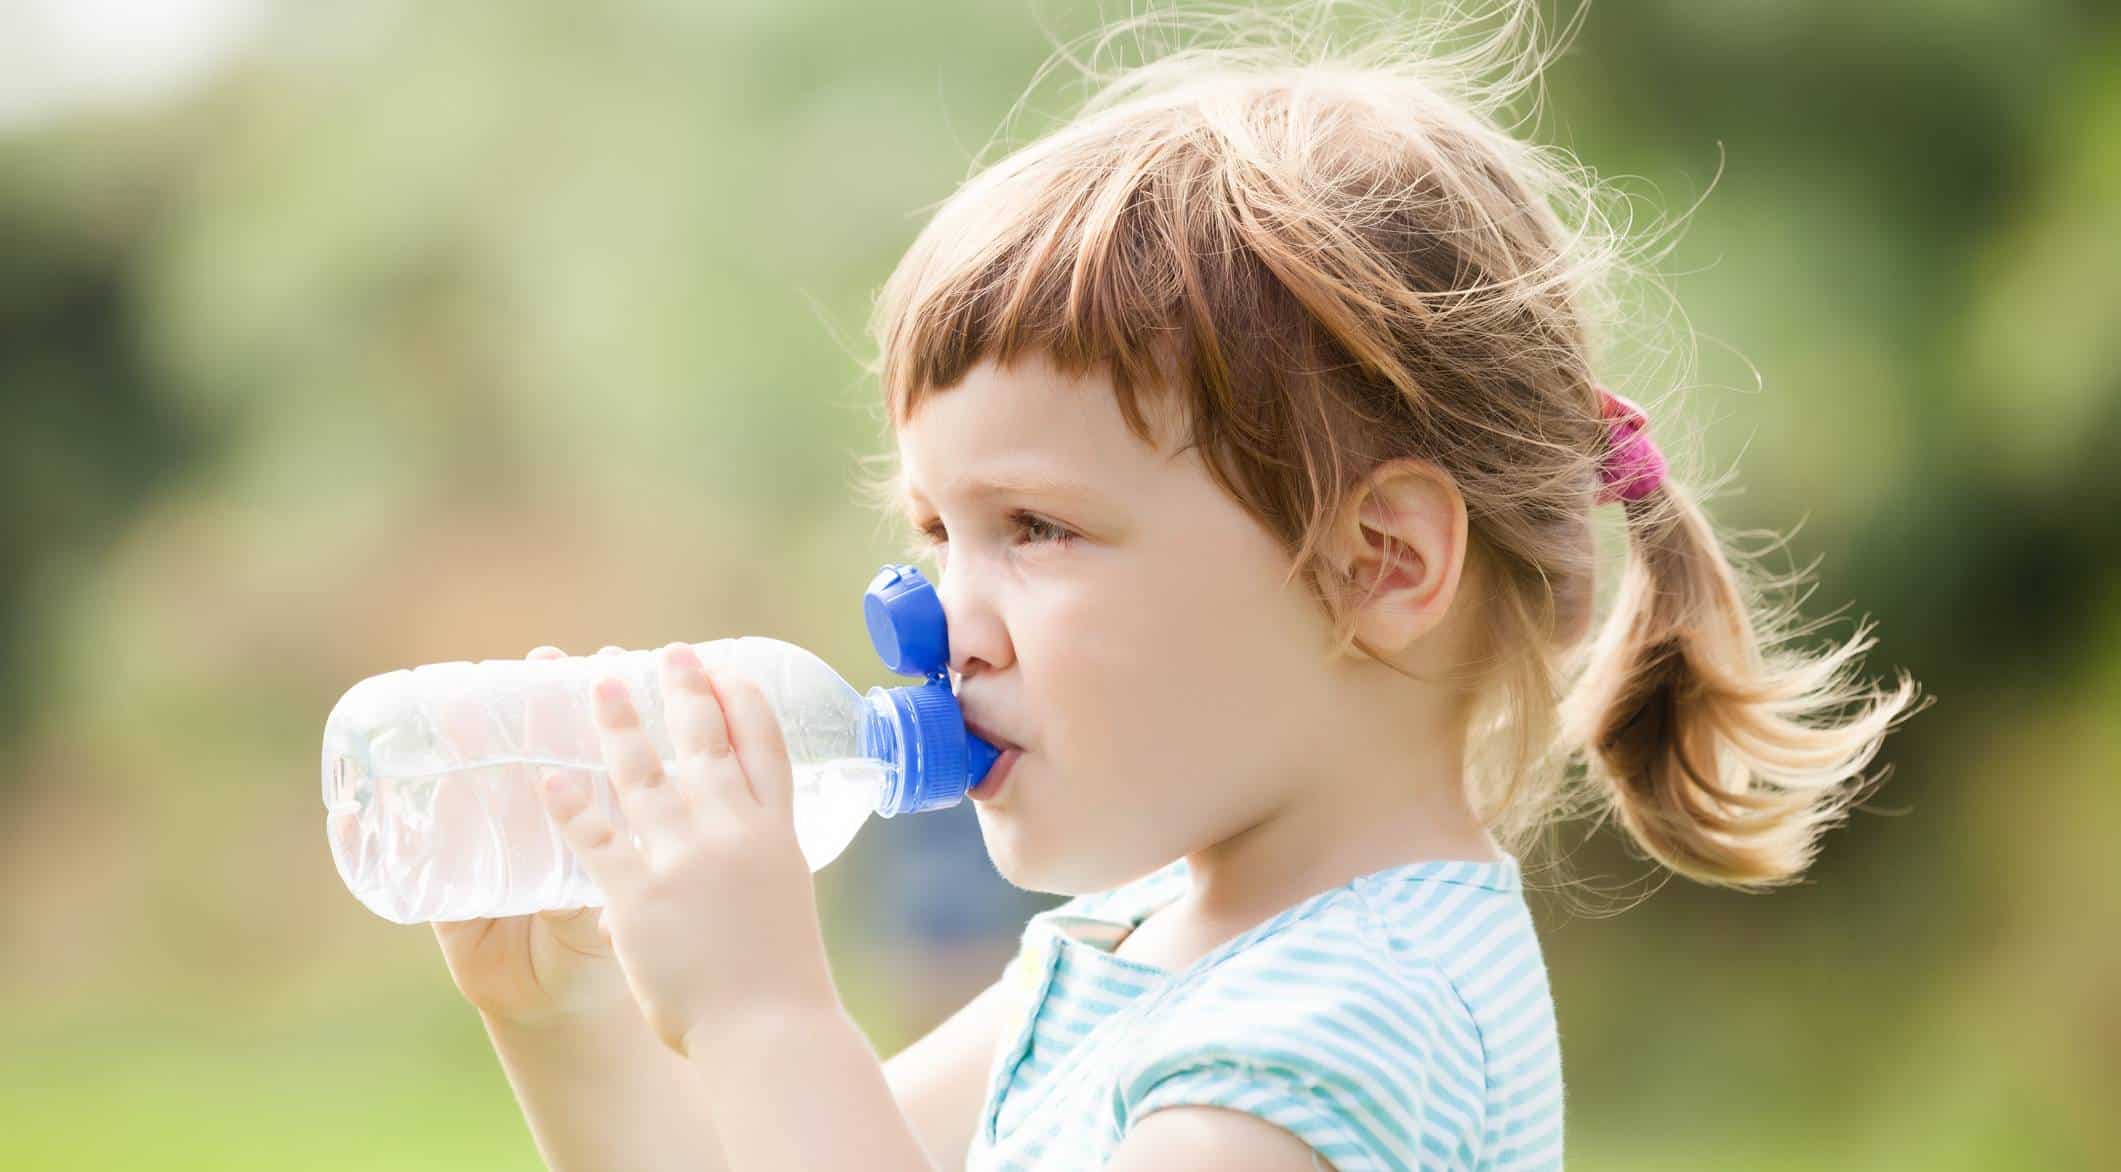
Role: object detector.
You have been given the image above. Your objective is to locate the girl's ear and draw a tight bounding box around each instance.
[1328,458,1469,656]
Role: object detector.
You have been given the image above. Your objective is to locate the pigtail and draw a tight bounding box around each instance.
[1559,480,1927,888]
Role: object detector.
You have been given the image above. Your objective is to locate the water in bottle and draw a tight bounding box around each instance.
[323,564,1002,924]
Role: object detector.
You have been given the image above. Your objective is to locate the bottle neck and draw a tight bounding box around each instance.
[859,687,907,816]
[860,680,978,818]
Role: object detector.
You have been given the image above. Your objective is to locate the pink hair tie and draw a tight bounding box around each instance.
[1594,386,1666,504]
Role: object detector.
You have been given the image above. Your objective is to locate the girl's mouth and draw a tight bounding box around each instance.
[969,748,1023,801]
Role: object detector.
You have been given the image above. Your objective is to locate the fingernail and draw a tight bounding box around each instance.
[594,677,628,709]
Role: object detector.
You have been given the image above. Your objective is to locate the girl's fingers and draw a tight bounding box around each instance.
[430,663,506,900]
[507,646,575,894]
[521,646,572,758]
[588,674,699,865]
[659,643,727,758]
[708,668,796,815]
[656,644,759,814]
[539,769,648,894]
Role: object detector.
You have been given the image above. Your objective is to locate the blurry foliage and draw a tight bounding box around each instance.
[0,1,2115,1168]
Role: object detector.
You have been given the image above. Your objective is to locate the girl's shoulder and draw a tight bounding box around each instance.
[1024,854,1533,973]
[1167,855,1537,1011]
[978,857,1562,1171]
[1106,861,1559,1171]
[1025,854,1540,1012]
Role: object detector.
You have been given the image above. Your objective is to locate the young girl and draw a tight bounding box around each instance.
[436,5,1924,1169]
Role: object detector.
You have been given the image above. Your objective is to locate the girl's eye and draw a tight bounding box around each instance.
[911,511,1078,552]
[1011,511,1077,547]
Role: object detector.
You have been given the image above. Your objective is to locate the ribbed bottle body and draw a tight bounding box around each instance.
[322,637,888,924]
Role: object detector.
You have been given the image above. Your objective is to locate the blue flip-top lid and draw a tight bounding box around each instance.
[861,563,1003,816]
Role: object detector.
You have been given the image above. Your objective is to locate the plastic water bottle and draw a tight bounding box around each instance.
[323,564,1002,924]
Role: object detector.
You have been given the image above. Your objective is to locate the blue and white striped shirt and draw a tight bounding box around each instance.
[963,855,1563,1171]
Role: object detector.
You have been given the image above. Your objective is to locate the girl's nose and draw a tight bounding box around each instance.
[936,562,1014,679]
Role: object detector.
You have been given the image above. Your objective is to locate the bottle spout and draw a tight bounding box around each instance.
[963,732,1002,788]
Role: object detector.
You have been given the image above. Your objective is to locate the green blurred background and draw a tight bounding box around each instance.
[2,1,2115,1168]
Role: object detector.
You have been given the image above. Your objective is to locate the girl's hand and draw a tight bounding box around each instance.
[536,640,841,1059]
[431,645,637,1026]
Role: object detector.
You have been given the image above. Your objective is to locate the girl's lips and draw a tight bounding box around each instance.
[969,748,1022,802]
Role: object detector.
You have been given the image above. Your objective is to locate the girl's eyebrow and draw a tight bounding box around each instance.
[898,469,1102,518]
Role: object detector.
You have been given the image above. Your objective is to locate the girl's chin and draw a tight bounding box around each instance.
[973,818,1130,897]
[971,805,1060,890]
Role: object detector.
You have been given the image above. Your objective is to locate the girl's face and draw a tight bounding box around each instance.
[896,352,1342,895]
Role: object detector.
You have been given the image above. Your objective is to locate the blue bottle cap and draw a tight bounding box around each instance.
[862,563,1003,816]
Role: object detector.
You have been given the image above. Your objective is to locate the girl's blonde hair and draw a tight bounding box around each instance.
[857,0,1926,889]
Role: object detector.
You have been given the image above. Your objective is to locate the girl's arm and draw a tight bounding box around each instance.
[483,1005,729,1172]
[482,978,1010,1172]
[521,649,1015,1169]
[883,978,1015,1168]
[663,976,1016,1172]
[687,1002,934,1172]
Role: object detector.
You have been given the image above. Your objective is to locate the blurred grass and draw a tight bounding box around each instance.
[0,1014,2096,1170]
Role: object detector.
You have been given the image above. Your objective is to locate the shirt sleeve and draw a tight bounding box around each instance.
[1114,960,1484,1172]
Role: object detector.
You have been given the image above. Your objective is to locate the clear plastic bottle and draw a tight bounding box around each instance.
[322,564,1001,924]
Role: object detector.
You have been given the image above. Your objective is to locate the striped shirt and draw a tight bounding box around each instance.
[963,855,1563,1171]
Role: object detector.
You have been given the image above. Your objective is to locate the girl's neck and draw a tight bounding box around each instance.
[1113,772,1499,974]
[1124,640,1498,968]
[1180,784,1499,928]
[1179,698,1498,933]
